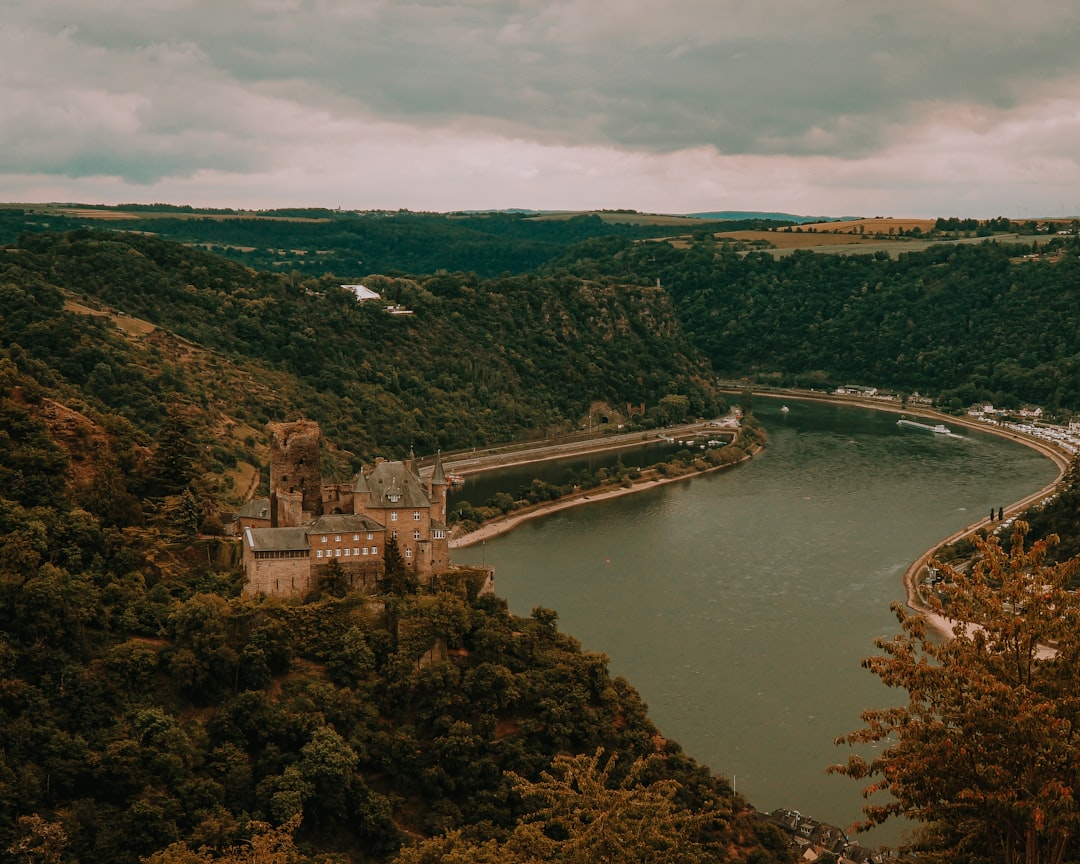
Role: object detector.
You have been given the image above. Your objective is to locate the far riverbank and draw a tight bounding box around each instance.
[724,388,1072,633]
[452,389,1072,634]
[449,440,759,548]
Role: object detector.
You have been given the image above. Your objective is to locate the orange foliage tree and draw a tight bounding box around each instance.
[832,524,1080,864]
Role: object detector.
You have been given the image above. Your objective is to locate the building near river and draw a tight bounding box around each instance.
[241,420,452,597]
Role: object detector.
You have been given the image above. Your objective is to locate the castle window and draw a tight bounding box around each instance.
[405,548,412,558]
[353,547,359,556]
[371,545,377,554]
[413,511,420,521]
[344,547,350,556]
[362,547,368,556]
[391,530,397,539]
[335,535,341,542]
[367,532,373,540]
[413,530,421,540]
[390,511,398,521]
[434,529,444,539]
[321,535,328,543]
[317,549,323,558]
[353,534,359,541]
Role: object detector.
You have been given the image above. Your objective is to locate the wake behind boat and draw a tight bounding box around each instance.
[897,418,963,438]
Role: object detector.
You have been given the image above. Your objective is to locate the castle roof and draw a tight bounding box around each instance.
[244,526,309,552]
[362,460,432,508]
[431,452,446,486]
[308,514,385,534]
[237,497,271,519]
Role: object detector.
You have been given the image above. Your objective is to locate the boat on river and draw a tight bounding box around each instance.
[897,418,953,435]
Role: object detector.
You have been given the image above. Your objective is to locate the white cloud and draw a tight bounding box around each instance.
[2,1,1080,215]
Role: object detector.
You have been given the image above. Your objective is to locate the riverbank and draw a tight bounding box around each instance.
[449,443,760,548]
[735,388,1072,635]
[449,388,1071,635]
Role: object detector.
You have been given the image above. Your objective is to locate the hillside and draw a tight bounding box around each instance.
[3,228,723,500]
[554,233,1080,414]
[0,229,791,863]
[0,205,790,279]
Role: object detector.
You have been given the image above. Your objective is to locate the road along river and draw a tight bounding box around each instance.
[451,396,1061,844]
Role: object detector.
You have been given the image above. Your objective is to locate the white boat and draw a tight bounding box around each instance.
[897,418,952,435]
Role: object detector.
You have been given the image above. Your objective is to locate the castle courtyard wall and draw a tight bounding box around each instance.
[245,553,313,597]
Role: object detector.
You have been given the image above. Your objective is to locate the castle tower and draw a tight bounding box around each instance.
[352,467,372,515]
[429,451,448,525]
[268,420,323,526]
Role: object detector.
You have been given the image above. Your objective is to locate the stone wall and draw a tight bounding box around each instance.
[245,554,313,597]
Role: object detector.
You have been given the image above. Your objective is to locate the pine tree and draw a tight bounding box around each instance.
[145,405,197,498]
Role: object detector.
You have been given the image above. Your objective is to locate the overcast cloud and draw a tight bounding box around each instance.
[3,0,1080,216]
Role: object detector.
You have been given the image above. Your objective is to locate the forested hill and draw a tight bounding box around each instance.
[6,228,720,474]
[0,206,785,278]
[556,236,1080,413]
[0,229,792,863]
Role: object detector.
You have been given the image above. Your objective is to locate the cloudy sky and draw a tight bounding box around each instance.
[4,0,1080,217]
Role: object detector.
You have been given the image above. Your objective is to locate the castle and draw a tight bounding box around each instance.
[240,420,453,597]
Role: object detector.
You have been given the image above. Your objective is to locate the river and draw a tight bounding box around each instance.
[450,397,1060,844]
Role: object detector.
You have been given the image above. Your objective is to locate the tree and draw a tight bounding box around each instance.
[7,814,68,864]
[831,523,1080,864]
[393,748,717,864]
[145,405,197,498]
[382,537,416,596]
[141,815,311,864]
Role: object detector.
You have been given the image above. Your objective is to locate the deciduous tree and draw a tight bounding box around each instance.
[831,524,1080,864]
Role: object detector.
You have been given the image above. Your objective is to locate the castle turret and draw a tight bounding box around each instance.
[352,468,372,515]
[429,451,448,524]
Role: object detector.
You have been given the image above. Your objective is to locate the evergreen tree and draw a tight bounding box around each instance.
[382,537,416,595]
[145,406,197,498]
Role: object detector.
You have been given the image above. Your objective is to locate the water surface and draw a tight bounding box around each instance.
[453,397,1058,842]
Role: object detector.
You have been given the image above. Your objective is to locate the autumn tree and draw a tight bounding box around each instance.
[393,748,722,864]
[831,523,1080,864]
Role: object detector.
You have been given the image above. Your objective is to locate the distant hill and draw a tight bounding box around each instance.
[686,210,840,223]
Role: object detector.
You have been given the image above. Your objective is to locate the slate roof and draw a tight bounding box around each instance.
[431,452,446,486]
[237,497,271,519]
[308,514,385,534]
[361,461,432,508]
[245,527,309,552]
